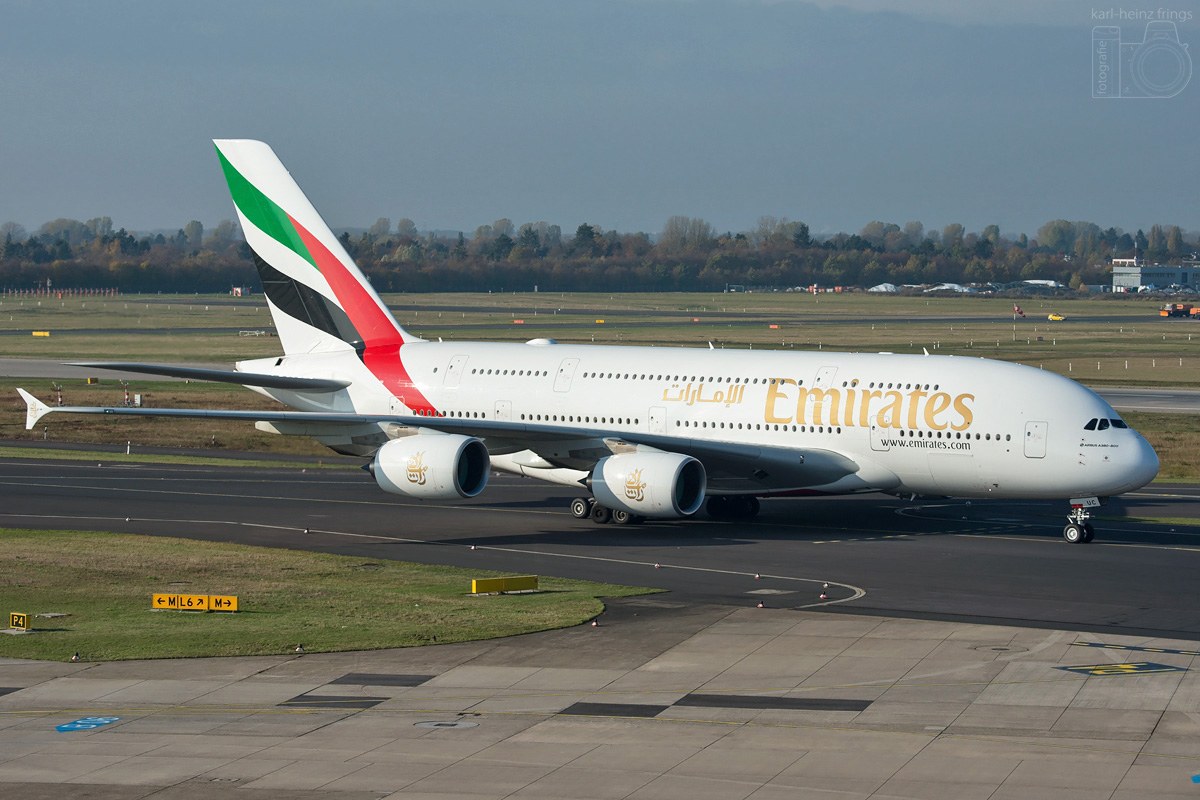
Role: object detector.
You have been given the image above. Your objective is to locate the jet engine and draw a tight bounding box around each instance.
[372,433,490,499]
[589,452,706,518]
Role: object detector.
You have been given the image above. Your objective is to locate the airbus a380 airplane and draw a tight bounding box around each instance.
[18,140,1159,544]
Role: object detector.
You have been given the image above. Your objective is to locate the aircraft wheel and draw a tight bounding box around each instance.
[1063,523,1085,544]
[570,497,593,519]
[590,504,613,524]
[611,509,633,525]
[706,496,730,519]
[629,514,646,525]
[1082,522,1095,543]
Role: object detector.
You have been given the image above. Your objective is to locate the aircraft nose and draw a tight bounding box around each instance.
[1121,433,1159,492]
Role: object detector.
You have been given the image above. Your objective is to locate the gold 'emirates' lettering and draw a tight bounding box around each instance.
[763,380,975,432]
[765,379,795,423]
[923,392,951,430]
[796,388,840,426]
[952,394,975,431]
[880,391,904,429]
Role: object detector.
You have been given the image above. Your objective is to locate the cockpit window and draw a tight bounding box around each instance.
[1097,419,1110,430]
[1110,418,1128,429]
[1084,419,1098,430]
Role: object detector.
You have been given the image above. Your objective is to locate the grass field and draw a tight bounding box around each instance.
[0,529,652,661]
[1124,412,1200,481]
[3,292,1197,385]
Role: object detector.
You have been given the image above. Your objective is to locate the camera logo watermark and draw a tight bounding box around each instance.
[1092,13,1192,98]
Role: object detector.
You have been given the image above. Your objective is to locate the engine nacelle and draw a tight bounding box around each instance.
[590,452,706,518]
[373,433,490,499]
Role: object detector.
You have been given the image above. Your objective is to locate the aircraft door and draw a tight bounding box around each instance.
[869,415,890,451]
[443,355,468,388]
[1024,421,1047,458]
[494,400,512,422]
[814,366,838,389]
[553,358,579,392]
[649,407,666,434]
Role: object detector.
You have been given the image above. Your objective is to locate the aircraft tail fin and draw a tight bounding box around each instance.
[212,139,414,356]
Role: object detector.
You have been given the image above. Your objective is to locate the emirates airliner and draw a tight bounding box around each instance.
[19,140,1159,543]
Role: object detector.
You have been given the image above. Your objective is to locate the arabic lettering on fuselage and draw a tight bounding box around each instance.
[660,383,747,407]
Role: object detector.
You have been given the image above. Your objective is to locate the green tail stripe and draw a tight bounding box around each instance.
[215,145,316,269]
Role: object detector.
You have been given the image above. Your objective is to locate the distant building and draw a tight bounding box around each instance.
[1111,262,1200,291]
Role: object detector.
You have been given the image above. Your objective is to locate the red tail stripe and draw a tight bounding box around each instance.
[287,214,436,414]
[363,347,435,415]
[288,215,402,348]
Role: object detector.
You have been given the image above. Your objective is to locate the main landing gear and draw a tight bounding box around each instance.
[1063,506,1095,544]
[706,495,760,520]
[571,497,645,525]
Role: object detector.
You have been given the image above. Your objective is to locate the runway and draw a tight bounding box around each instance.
[2,458,1199,639]
[1093,386,1200,413]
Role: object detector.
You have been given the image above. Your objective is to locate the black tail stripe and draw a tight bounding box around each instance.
[252,252,364,349]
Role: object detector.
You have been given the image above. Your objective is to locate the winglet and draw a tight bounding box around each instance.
[17,389,52,430]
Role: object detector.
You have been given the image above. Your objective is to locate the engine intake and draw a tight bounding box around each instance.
[373,433,489,500]
[590,452,706,518]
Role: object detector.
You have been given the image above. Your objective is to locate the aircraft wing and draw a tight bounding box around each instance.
[17,390,859,492]
[66,362,350,392]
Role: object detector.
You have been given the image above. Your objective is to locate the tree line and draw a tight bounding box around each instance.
[0,214,1194,294]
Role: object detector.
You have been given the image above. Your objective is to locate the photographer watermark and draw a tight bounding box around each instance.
[1091,11,1192,98]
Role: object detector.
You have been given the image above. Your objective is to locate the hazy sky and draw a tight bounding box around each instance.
[1,0,1197,238]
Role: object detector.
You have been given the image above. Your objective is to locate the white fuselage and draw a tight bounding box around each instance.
[243,340,1160,501]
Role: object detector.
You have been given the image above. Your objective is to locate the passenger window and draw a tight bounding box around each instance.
[1097,419,1110,431]
[1084,419,1098,430]
[1111,419,1128,429]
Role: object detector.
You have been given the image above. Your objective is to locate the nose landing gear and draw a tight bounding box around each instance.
[1063,504,1096,544]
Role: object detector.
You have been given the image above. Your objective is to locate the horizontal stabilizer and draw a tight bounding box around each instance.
[66,362,350,392]
[17,388,51,430]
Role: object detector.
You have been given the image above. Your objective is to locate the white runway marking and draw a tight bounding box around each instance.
[0,511,868,609]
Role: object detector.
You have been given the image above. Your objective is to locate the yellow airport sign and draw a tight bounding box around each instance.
[179,594,209,611]
[209,595,238,612]
[471,575,538,594]
[9,613,28,631]
[31,331,49,337]
[152,594,239,612]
